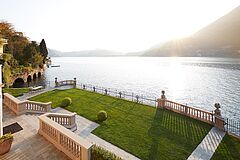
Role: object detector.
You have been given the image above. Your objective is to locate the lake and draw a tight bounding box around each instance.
[44,57,240,121]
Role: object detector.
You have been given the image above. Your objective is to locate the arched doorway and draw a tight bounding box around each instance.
[13,78,25,88]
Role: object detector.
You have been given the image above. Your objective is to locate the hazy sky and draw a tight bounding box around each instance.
[1,0,239,52]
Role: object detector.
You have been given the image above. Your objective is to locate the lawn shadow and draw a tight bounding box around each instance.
[147,108,162,160]
[147,108,210,159]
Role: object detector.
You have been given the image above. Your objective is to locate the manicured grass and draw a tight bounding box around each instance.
[211,134,240,160]
[30,88,212,160]
[3,88,30,97]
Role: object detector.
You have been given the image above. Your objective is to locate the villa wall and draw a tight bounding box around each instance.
[0,65,3,136]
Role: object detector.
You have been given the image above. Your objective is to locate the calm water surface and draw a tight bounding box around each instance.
[44,57,240,121]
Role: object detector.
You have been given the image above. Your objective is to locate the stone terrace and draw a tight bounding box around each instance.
[0,105,70,160]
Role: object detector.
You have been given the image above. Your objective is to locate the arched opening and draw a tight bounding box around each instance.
[27,75,32,83]
[13,78,25,88]
[33,73,37,80]
[27,75,32,87]
[38,72,41,78]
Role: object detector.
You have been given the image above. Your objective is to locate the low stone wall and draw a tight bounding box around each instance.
[45,112,77,130]
[157,91,225,131]
[55,78,76,88]
[3,93,51,115]
[38,114,92,160]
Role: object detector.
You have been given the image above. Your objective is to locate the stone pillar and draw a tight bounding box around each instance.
[46,102,52,112]
[73,78,76,88]
[214,103,225,131]
[70,113,77,126]
[157,90,166,108]
[81,145,92,160]
[55,77,58,87]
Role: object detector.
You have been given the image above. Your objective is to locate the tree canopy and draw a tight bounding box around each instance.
[0,21,49,85]
[39,39,48,62]
[0,21,48,66]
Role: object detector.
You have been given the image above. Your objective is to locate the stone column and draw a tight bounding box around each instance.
[55,77,58,87]
[73,78,77,88]
[214,103,225,131]
[157,90,166,108]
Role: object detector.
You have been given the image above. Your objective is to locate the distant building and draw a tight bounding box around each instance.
[0,37,7,55]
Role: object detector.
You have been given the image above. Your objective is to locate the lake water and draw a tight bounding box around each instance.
[44,57,240,121]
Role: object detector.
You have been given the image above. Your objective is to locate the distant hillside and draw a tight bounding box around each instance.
[144,6,240,57]
[48,49,124,57]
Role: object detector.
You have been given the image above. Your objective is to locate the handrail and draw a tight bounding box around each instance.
[3,93,51,115]
[38,114,92,160]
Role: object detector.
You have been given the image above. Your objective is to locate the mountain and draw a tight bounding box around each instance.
[144,6,240,57]
[48,49,124,57]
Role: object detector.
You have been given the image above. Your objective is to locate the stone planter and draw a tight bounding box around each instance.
[0,138,13,155]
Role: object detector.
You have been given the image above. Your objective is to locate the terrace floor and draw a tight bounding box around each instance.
[0,105,140,160]
[0,106,70,160]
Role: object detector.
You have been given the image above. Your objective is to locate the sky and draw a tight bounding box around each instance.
[0,0,239,53]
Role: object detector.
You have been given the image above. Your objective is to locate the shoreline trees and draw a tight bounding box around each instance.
[0,21,48,85]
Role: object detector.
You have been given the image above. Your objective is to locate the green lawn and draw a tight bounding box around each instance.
[211,134,240,160]
[30,88,212,160]
[3,88,30,97]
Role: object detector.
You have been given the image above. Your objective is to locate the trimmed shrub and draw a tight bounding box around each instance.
[97,110,108,122]
[61,97,72,107]
[91,145,122,160]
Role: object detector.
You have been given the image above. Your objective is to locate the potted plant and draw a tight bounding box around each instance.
[0,133,13,155]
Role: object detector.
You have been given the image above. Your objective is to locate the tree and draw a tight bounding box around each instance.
[39,39,48,62]
[0,21,16,39]
[23,43,38,65]
[32,53,44,68]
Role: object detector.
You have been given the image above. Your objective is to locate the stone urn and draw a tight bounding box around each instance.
[0,134,13,155]
[214,103,221,117]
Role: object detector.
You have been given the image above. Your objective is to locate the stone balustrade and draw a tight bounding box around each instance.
[3,93,51,115]
[38,114,92,160]
[55,78,76,88]
[45,112,77,130]
[157,90,225,130]
[163,100,214,124]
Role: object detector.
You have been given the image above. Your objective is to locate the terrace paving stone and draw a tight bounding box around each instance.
[0,106,70,160]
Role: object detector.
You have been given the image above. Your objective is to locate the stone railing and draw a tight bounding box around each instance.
[45,112,77,131]
[3,93,51,115]
[38,114,92,160]
[55,78,76,88]
[164,100,214,124]
[157,91,225,130]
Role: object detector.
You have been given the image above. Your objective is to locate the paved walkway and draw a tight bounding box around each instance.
[18,85,73,101]
[54,108,140,160]
[188,127,226,160]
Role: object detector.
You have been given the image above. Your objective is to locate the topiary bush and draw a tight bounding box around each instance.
[61,97,72,107]
[91,145,122,160]
[97,110,108,122]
